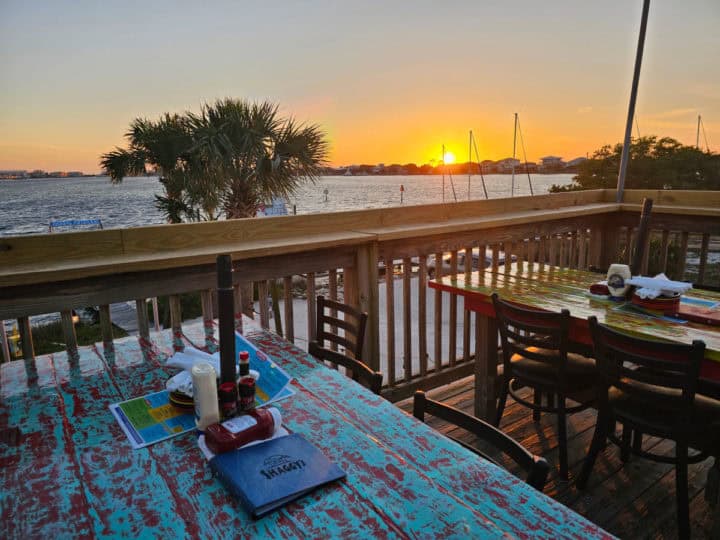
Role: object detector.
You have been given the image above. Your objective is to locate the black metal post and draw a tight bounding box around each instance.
[217,254,236,384]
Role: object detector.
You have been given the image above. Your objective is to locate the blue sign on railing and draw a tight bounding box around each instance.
[49,218,103,232]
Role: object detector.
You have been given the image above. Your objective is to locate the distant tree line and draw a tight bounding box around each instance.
[550,136,720,192]
[324,161,583,176]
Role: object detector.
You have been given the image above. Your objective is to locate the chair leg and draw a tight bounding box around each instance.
[632,429,643,455]
[675,442,690,540]
[557,394,568,481]
[495,379,509,427]
[621,424,632,463]
[577,409,608,489]
[533,390,541,422]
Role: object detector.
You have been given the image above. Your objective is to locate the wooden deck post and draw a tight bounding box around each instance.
[474,313,498,421]
[356,243,380,372]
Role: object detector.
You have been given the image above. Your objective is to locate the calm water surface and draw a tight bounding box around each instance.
[0,173,574,236]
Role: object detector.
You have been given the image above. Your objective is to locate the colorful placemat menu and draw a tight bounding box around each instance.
[110,390,196,449]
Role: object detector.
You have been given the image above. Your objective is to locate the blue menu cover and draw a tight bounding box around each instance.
[210,433,346,518]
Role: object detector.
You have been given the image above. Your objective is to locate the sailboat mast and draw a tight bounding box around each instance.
[442,144,445,203]
[511,112,518,197]
[697,115,701,149]
[468,131,472,200]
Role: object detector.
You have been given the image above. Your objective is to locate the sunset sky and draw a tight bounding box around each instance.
[1,0,719,173]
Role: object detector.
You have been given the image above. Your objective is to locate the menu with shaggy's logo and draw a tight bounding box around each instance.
[210,433,346,518]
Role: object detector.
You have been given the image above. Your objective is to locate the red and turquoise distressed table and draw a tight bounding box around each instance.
[430,263,720,420]
[1,318,612,539]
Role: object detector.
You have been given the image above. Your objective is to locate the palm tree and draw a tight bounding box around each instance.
[100,99,328,222]
[188,98,328,219]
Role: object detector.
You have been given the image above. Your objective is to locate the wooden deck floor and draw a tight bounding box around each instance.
[397,377,717,539]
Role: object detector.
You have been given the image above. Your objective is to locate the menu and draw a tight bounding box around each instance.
[110,390,196,449]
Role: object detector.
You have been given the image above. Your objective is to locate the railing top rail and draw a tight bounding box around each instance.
[607,189,720,207]
[0,190,716,289]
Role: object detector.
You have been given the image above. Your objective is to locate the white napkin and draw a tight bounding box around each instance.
[165,346,259,398]
[627,273,692,299]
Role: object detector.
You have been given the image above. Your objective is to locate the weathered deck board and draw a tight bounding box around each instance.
[397,376,717,539]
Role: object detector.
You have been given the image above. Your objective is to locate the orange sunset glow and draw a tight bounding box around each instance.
[1,2,718,173]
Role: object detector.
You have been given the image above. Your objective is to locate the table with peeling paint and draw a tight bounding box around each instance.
[430,263,720,420]
[1,318,613,539]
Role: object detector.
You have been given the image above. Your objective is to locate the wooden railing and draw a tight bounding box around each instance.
[1,189,718,401]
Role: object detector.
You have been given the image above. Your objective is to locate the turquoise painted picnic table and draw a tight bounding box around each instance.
[430,263,720,420]
[0,318,612,539]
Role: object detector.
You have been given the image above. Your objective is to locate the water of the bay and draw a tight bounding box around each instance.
[0,173,574,236]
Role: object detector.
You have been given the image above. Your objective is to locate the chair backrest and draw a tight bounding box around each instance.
[315,295,367,360]
[588,316,705,418]
[309,296,381,395]
[492,293,571,381]
[413,391,549,491]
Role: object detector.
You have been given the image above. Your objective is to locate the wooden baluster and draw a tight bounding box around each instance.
[418,254,428,378]
[698,233,710,285]
[509,242,519,273]
[233,284,243,334]
[18,316,36,380]
[527,238,537,267]
[478,243,487,274]
[659,230,670,275]
[98,304,113,350]
[561,234,569,268]
[491,245,500,272]
[625,228,636,265]
[136,299,150,342]
[328,268,339,351]
[307,272,316,342]
[1,319,11,363]
[60,310,78,358]
[577,230,587,270]
[538,236,547,266]
[169,294,183,351]
[257,281,270,330]
[448,251,458,367]
[199,290,215,350]
[283,276,294,343]
[402,257,412,382]
[640,231,652,276]
[549,235,558,266]
[677,232,689,280]
[385,256,396,385]
[434,251,443,370]
[463,245,473,363]
[569,231,578,269]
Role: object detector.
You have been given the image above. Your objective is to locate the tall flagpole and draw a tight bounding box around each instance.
[616,0,651,203]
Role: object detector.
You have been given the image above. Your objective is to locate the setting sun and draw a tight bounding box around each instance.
[443,151,456,164]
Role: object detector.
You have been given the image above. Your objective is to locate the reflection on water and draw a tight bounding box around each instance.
[0,174,574,236]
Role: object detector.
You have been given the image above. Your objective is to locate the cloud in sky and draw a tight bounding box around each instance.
[577,106,593,114]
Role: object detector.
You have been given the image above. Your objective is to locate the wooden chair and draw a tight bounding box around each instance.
[413,391,550,491]
[492,293,595,480]
[308,295,383,395]
[578,316,719,539]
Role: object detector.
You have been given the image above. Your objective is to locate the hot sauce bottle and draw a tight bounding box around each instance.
[204,407,282,454]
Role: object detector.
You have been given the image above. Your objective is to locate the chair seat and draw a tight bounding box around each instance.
[509,347,595,385]
[608,384,720,446]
